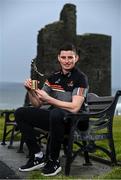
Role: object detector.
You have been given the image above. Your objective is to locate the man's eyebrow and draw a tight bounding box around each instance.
[60,55,73,57]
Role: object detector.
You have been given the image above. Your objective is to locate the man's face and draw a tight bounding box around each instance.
[58,50,78,73]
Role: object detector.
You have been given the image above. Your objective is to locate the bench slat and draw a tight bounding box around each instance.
[89,104,111,111]
[87,93,114,112]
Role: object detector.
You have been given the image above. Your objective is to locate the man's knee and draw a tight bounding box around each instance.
[14,107,26,130]
[50,108,65,125]
[50,108,64,118]
[14,107,25,118]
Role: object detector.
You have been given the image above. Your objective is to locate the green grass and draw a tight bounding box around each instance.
[0,112,21,141]
[0,114,121,179]
[92,115,121,161]
[28,173,76,179]
[99,167,121,179]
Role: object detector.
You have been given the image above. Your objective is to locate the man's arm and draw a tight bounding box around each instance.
[28,90,43,107]
[36,89,84,113]
[46,95,84,113]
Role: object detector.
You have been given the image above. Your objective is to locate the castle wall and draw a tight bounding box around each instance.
[31,3,111,95]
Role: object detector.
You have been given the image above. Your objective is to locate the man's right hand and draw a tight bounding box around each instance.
[24,79,32,91]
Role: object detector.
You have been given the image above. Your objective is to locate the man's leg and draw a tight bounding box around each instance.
[14,106,50,171]
[42,108,69,176]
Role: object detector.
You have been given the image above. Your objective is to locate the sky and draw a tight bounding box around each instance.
[0,0,121,89]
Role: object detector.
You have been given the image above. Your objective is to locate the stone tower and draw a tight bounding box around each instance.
[30,3,111,96]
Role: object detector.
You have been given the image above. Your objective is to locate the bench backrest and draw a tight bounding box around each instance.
[87,93,114,112]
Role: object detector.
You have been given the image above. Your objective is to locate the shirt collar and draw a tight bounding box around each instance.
[60,68,75,78]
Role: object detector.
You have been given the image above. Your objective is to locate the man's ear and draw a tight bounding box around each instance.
[75,55,79,62]
[58,55,61,62]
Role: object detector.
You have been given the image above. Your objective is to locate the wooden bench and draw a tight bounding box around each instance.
[1,90,121,176]
[64,90,121,175]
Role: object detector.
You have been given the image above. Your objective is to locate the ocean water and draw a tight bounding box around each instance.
[0,82,26,110]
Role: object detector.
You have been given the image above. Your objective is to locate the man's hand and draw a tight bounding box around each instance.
[24,79,32,91]
[35,89,50,102]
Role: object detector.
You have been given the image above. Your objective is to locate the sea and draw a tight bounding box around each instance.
[0,82,26,110]
[0,82,121,114]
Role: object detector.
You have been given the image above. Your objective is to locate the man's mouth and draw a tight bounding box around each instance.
[64,64,71,67]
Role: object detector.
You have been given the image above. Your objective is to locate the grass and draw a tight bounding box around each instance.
[0,111,21,141]
[99,167,121,179]
[0,114,121,179]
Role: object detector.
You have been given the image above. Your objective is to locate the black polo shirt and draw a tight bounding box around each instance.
[42,67,88,111]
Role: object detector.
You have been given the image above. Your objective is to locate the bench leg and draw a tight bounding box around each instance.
[1,124,7,145]
[109,138,117,164]
[8,126,16,149]
[65,143,73,176]
[83,141,92,165]
[65,128,74,176]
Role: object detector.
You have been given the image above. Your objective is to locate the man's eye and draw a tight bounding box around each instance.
[68,56,73,59]
[60,56,73,59]
[61,56,66,59]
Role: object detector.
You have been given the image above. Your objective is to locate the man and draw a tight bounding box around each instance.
[15,43,88,176]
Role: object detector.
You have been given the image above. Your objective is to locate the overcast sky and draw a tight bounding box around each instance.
[0,0,121,89]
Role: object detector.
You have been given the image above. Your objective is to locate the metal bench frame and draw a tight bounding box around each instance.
[0,111,24,152]
[64,90,121,175]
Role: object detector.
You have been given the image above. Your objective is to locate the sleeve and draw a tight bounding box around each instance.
[72,73,89,97]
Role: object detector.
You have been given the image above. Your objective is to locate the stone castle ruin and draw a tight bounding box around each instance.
[30,3,111,96]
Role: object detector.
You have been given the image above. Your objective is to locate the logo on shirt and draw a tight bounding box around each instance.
[67,80,74,87]
[55,78,61,84]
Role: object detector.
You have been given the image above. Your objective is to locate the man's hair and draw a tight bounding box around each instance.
[58,43,77,55]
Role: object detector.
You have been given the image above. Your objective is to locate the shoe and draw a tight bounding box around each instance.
[19,155,45,172]
[41,159,62,176]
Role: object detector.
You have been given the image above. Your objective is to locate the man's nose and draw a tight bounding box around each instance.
[65,57,70,61]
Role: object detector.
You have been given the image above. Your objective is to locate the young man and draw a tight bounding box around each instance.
[15,43,88,176]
